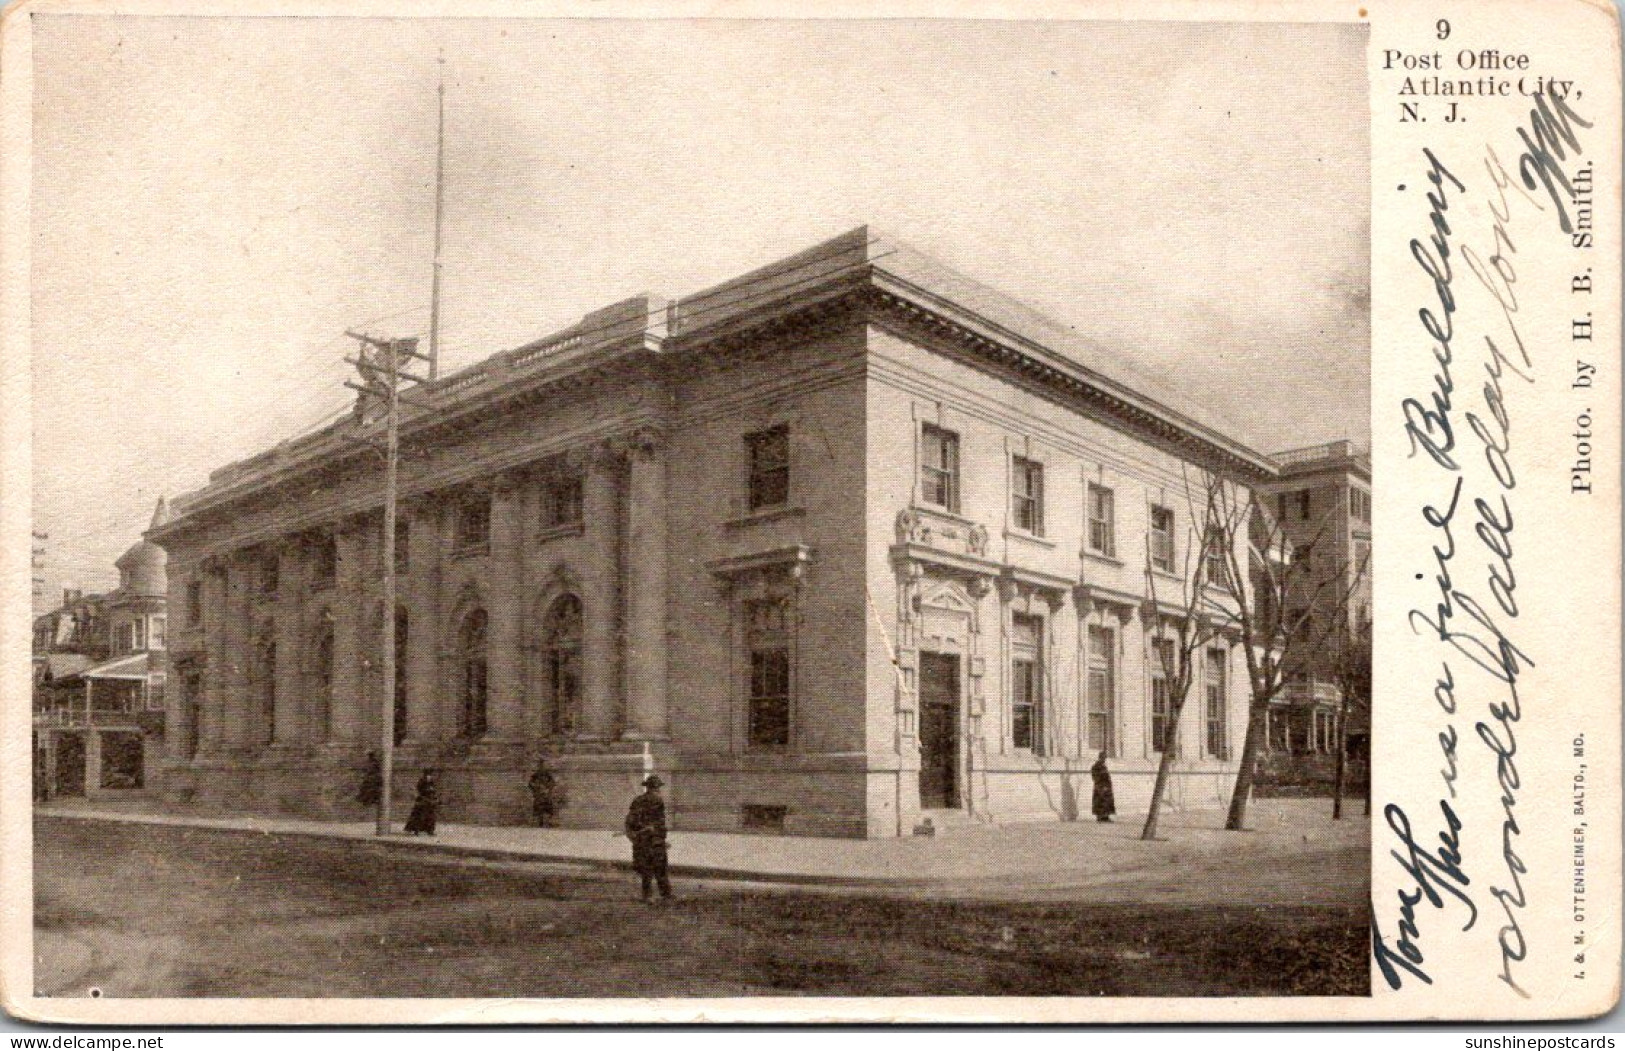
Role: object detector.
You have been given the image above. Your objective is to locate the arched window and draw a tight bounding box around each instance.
[542,595,582,737]
[458,608,488,738]
[309,611,334,742]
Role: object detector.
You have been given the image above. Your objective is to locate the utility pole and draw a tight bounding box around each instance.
[427,50,446,382]
[345,332,428,835]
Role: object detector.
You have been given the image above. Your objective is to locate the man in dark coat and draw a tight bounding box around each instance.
[528,759,563,828]
[357,751,382,808]
[1091,750,1116,823]
[624,775,673,902]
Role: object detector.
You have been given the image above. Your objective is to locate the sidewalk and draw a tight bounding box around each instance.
[34,796,1366,894]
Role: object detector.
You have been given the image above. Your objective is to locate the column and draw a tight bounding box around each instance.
[484,478,525,741]
[328,523,366,746]
[578,446,622,741]
[271,540,305,747]
[197,561,229,755]
[221,555,254,752]
[403,500,442,745]
[624,430,669,740]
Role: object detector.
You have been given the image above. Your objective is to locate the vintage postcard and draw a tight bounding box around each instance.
[0,0,1618,1026]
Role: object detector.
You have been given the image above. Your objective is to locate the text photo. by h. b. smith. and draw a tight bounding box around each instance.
[28,15,1372,1001]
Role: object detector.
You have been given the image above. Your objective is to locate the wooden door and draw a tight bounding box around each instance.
[918,652,960,809]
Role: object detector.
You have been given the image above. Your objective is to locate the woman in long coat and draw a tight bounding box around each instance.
[1090,751,1116,823]
[404,769,439,836]
[357,752,382,808]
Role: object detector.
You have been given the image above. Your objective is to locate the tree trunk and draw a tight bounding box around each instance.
[1140,717,1182,841]
[1332,693,1350,820]
[1225,700,1267,830]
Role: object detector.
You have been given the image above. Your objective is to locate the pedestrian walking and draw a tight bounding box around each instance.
[624,774,673,902]
[404,768,439,836]
[357,751,382,808]
[1091,750,1116,823]
[528,759,565,828]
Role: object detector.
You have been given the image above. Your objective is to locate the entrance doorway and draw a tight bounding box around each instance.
[55,734,85,797]
[918,652,961,809]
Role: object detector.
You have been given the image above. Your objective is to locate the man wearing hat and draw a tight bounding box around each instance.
[624,774,673,902]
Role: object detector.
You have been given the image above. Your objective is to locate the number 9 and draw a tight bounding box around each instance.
[1436,19,1451,40]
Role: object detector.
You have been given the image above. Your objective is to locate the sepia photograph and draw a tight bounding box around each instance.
[17,5,1391,1016]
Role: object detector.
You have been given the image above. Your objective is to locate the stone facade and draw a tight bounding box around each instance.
[151,227,1277,837]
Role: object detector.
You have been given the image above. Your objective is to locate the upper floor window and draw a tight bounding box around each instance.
[1350,487,1371,523]
[1276,492,1289,526]
[258,554,279,597]
[542,472,584,531]
[1011,456,1044,535]
[919,424,960,513]
[1087,484,1116,557]
[1010,614,1045,754]
[1149,505,1175,573]
[746,596,792,749]
[1203,526,1229,588]
[392,519,410,571]
[186,579,203,625]
[151,616,166,651]
[1353,540,1371,578]
[456,496,491,553]
[1297,490,1312,520]
[311,534,338,589]
[745,425,790,512]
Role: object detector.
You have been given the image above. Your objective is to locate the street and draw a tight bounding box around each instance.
[35,815,1368,998]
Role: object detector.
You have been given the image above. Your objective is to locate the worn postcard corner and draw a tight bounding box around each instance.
[0,0,1619,1027]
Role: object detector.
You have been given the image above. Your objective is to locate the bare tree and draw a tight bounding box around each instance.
[1196,478,1370,832]
[1328,614,1372,821]
[1139,470,1226,841]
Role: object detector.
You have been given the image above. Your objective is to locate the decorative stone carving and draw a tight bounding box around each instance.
[895,508,925,545]
[967,523,990,557]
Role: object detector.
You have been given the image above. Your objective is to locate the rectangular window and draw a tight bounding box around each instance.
[1203,527,1229,588]
[1087,484,1116,557]
[134,620,147,651]
[1354,540,1371,577]
[393,519,410,570]
[542,473,584,530]
[1086,625,1116,754]
[186,579,203,626]
[151,617,166,650]
[919,424,960,512]
[259,556,279,596]
[1010,614,1045,754]
[1350,487,1371,523]
[745,597,791,748]
[745,425,791,512]
[1276,492,1289,526]
[311,534,338,589]
[457,497,491,553]
[1011,456,1044,535]
[1149,505,1175,573]
[1150,638,1178,756]
[1205,648,1228,759]
[1297,490,1312,520]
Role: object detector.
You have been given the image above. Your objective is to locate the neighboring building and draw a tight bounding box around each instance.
[1254,440,1372,789]
[149,227,1276,837]
[33,501,171,799]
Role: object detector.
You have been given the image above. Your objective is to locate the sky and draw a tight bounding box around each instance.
[29,15,1369,608]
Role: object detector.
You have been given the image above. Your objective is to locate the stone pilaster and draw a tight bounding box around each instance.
[623,429,669,741]
[221,554,254,753]
[578,445,622,742]
[328,523,366,747]
[483,478,525,742]
[271,541,305,747]
[403,500,442,746]
[197,559,230,757]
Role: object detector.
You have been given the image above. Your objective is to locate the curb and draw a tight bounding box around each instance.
[35,810,934,891]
